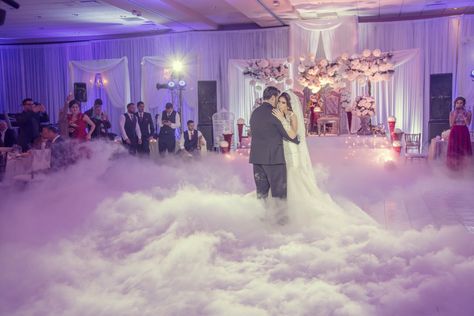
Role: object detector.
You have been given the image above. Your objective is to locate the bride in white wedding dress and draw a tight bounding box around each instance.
[272,90,370,225]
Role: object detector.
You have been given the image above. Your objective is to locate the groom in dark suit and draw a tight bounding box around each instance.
[249,86,299,202]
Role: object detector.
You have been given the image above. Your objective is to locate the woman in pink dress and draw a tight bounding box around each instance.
[447,96,472,170]
[67,100,95,141]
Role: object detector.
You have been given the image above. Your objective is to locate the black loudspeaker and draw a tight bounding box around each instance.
[428,73,452,140]
[198,81,217,125]
[0,9,5,26]
[73,82,87,102]
[198,124,214,151]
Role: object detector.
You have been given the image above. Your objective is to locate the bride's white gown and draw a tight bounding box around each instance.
[280,91,372,225]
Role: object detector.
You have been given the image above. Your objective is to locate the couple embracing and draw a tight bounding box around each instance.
[250,86,319,224]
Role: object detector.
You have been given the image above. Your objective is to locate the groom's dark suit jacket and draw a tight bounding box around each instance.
[249,102,299,165]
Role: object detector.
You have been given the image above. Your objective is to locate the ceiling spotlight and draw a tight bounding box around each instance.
[167,81,176,89]
[471,69,474,78]
[178,80,186,87]
[273,0,280,7]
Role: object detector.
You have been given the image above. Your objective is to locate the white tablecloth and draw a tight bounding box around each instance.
[5,149,51,180]
[429,138,474,160]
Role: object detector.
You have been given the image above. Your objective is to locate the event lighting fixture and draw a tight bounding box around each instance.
[167,81,176,88]
[172,60,184,73]
[471,69,474,79]
[178,80,186,87]
[0,0,20,26]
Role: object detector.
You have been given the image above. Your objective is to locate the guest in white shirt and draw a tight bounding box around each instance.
[158,103,180,155]
[179,120,206,157]
[120,103,142,155]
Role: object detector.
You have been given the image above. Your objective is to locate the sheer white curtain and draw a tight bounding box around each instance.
[290,16,358,60]
[457,37,474,130]
[69,57,131,134]
[359,16,461,142]
[351,49,423,135]
[0,27,288,130]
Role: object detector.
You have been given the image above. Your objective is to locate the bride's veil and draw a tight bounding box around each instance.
[285,90,316,177]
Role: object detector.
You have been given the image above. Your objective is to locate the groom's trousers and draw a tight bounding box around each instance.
[253,164,287,199]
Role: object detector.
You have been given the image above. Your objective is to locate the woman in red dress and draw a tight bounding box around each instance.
[447,96,472,170]
[67,100,95,141]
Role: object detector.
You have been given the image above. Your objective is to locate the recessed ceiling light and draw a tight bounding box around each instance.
[72,13,79,16]
[273,0,280,7]
[36,15,42,19]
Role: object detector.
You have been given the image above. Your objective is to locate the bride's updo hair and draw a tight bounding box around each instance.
[279,92,293,112]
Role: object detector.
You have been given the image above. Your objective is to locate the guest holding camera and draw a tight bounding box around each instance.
[158,103,180,155]
[447,96,472,170]
[17,98,49,152]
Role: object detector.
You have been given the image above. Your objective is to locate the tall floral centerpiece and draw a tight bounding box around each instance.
[353,96,375,135]
[345,49,395,135]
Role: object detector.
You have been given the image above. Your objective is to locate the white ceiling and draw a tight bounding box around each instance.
[0,0,473,43]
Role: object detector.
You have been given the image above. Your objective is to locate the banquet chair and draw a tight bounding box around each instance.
[317,91,341,136]
[404,133,427,161]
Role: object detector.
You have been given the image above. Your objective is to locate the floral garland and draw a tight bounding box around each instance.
[345,49,395,83]
[353,96,375,117]
[297,49,395,92]
[243,59,291,85]
[297,56,344,93]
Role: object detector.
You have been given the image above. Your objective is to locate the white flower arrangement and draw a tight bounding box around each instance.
[243,59,290,84]
[297,56,342,93]
[387,116,396,122]
[237,118,245,125]
[345,49,395,83]
[353,96,375,117]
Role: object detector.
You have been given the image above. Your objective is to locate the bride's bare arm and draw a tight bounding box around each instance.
[289,112,298,135]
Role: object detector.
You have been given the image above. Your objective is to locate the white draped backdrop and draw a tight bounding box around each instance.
[1,15,473,144]
[69,57,131,134]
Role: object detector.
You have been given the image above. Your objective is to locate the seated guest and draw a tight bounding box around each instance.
[119,103,142,155]
[17,98,49,152]
[0,120,17,147]
[179,120,204,156]
[86,99,111,139]
[159,102,180,155]
[44,125,69,170]
[67,100,95,141]
[447,96,472,170]
[32,126,50,149]
[136,101,155,155]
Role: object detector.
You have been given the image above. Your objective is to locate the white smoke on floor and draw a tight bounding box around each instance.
[0,141,473,316]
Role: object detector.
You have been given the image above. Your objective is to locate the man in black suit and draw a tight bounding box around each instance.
[136,101,155,155]
[16,98,49,152]
[0,120,17,147]
[119,103,142,155]
[249,86,299,204]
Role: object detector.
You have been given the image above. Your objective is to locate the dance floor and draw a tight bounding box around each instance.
[1,139,473,316]
[306,135,474,232]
